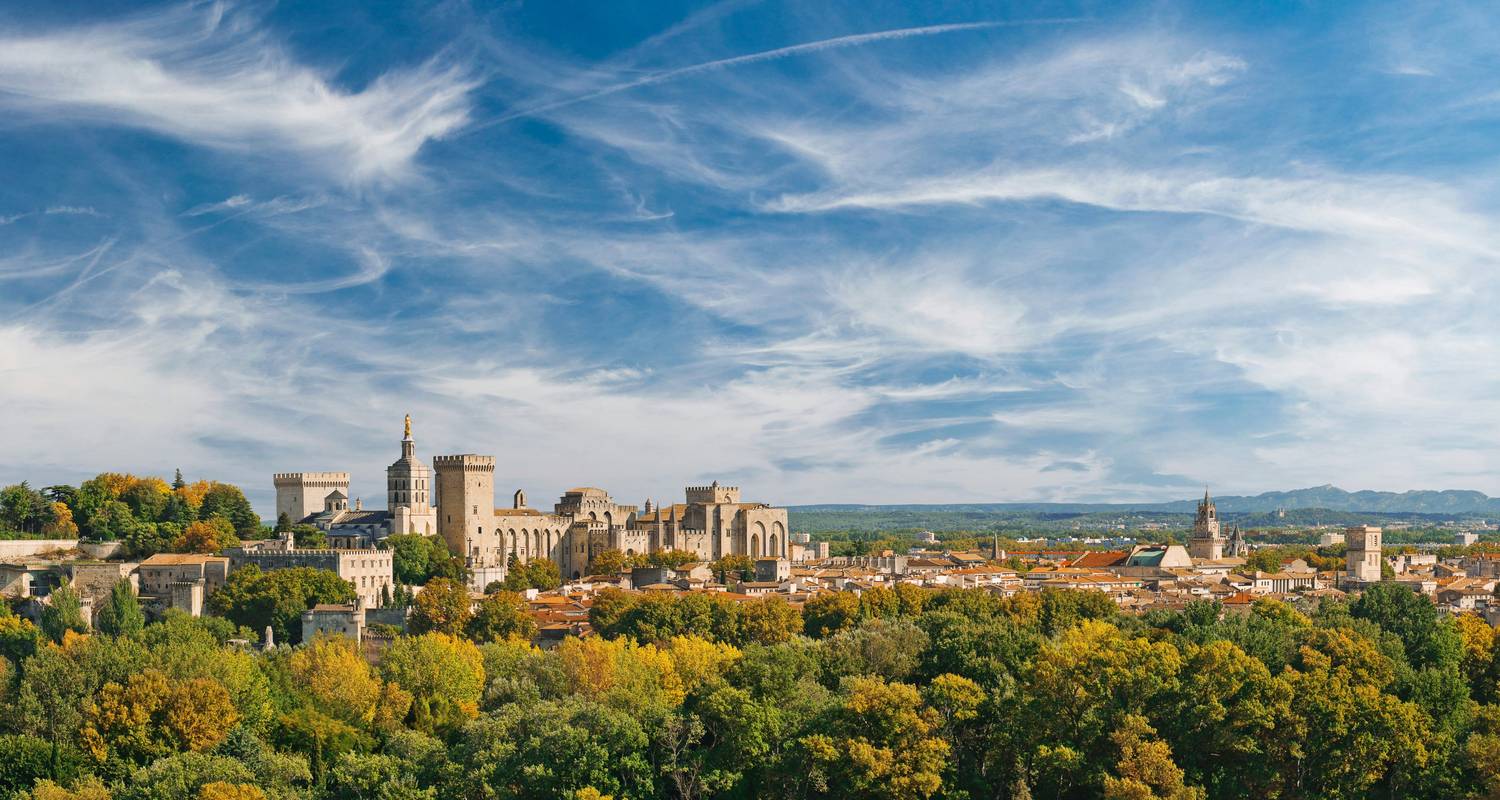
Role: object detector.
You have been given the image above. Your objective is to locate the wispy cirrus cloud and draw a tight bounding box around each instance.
[0,3,476,183]
[2,0,1499,509]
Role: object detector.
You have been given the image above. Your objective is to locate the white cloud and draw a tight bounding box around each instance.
[0,5,477,183]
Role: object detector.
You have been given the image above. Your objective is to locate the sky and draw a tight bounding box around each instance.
[2,0,1499,515]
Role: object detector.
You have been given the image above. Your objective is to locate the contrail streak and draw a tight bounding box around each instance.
[482,18,1085,126]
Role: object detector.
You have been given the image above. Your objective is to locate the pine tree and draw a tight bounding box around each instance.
[276,512,293,533]
[172,468,186,490]
[40,584,88,642]
[96,578,144,637]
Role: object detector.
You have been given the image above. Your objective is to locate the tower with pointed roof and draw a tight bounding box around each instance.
[1188,488,1227,561]
[387,414,437,536]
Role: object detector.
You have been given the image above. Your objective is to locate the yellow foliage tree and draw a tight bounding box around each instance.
[176,519,236,554]
[43,502,79,537]
[176,479,214,509]
[1456,613,1495,687]
[197,784,266,800]
[24,778,112,800]
[665,635,741,692]
[380,633,484,732]
[556,635,685,710]
[1101,714,1205,800]
[290,634,412,729]
[803,676,949,800]
[82,668,239,763]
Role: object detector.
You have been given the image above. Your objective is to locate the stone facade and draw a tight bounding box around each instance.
[1346,525,1384,583]
[229,540,394,607]
[274,472,351,524]
[302,601,365,643]
[434,453,499,570]
[138,553,229,597]
[1187,490,1227,561]
[387,415,437,537]
[274,416,792,591]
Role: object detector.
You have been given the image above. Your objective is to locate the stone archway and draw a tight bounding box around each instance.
[750,534,760,558]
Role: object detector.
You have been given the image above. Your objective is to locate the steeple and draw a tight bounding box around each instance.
[401,414,415,459]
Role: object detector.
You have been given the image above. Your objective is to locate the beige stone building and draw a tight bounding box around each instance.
[1187,490,1227,561]
[274,416,438,547]
[437,468,790,589]
[275,416,790,591]
[230,533,394,607]
[1346,525,1383,584]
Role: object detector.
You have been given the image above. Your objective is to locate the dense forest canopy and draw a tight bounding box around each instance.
[6,581,1500,799]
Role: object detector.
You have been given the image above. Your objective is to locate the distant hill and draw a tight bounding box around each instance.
[792,485,1500,516]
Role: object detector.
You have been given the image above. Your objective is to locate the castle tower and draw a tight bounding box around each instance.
[433,454,497,571]
[273,472,351,523]
[1346,525,1383,583]
[387,414,437,535]
[1187,488,1227,561]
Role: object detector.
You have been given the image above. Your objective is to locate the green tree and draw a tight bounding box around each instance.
[208,565,356,644]
[1351,582,1462,670]
[327,751,435,800]
[0,734,82,798]
[95,578,145,638]
[385,534,464,585]
[40,584,88,643]
[711,555,754,583]
[408,578,472,637]
[17,645,90,779]
[803,592,860,638]
[738,596,803,646]
[445,697,653,800]
[502,558,562,592]
[197,483,260,537]
[292,524,325,549]
[589,588,638,638]
[590,549,628,575]
[381,633,485,734]
[801,676,948,800]
[467,591,538,643]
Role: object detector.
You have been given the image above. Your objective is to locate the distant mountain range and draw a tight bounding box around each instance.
[792,485,1500,516]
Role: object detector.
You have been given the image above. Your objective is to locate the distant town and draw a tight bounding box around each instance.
[3,416,1497,646]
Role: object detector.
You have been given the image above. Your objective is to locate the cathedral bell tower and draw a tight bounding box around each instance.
[387,414,436,535]
[1188,488,1228,561]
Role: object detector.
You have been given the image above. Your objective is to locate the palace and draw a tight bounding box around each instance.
[274,417,789,589]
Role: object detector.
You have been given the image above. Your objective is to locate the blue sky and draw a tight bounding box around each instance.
[2,0,1498,514]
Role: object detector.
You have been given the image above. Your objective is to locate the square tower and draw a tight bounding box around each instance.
[273,472,350,523]
[1345,525,1383,583]
[433,454,497,570]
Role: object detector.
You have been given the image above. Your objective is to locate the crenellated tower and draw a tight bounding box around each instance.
[433,454,497,572]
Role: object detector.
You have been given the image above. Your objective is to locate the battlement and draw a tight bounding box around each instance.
[432,454,496,472]
[273,472,350,484]
[684,483,741,504]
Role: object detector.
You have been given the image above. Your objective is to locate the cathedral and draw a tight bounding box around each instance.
[1187,489,1246,561]
[275,416,789,588]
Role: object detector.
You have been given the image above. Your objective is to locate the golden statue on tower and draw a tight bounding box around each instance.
[404,413,411,438]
